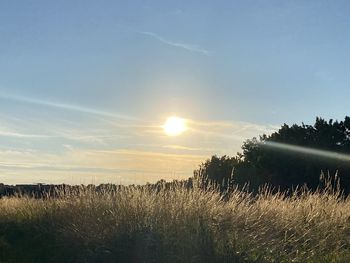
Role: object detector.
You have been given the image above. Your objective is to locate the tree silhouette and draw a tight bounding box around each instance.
[194,155,238,191]
[195,117,350,193]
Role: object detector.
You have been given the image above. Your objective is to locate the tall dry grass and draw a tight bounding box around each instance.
[0,179,350,262]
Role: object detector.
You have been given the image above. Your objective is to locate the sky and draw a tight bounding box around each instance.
[0,0,350,185]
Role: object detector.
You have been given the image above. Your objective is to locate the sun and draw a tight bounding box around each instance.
[163,116,187,136]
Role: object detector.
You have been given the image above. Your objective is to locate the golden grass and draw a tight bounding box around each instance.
[0,180,350,262]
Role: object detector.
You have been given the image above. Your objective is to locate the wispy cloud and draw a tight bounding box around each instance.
[0,147,204,184]
[0,93,136,121]
[186,119,278,141]
[162,144,215,153]
[141,31,211,56]
[163,145,202,151]
[0,128,54,139]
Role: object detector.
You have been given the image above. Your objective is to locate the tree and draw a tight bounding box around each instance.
[235,116,350,192]
[194,155,238,190]
[195,117,350,193]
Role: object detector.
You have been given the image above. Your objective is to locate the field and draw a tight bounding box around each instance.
[0,180,349,263]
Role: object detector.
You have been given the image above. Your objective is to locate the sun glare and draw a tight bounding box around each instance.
[163,116,187,136]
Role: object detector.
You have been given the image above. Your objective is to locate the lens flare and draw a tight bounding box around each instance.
[260,141,350,162]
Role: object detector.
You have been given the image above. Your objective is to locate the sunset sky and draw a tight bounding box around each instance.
[1,1,350,184]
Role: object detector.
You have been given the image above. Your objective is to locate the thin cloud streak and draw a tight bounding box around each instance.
[94,149,207,160]
[0,163,174,175]
[185,119,278,141]
[141,31,211,56]
[0,130,54,139]
[162,145,207,151]
[0,93,136,121]
[187,118,279,131]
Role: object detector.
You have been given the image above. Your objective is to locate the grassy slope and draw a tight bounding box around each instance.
[0,182,350,263]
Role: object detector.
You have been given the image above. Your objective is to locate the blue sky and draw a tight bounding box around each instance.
[0,1,349,184]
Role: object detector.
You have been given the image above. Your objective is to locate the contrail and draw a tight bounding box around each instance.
[0,93,137,121]
[141,31,211,56]
[115,24,211,56]
[261,141,350,162]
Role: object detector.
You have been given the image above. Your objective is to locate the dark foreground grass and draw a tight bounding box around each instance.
[0,181,350,263]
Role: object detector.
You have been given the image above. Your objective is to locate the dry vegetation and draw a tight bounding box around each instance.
[0,179,350,262]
